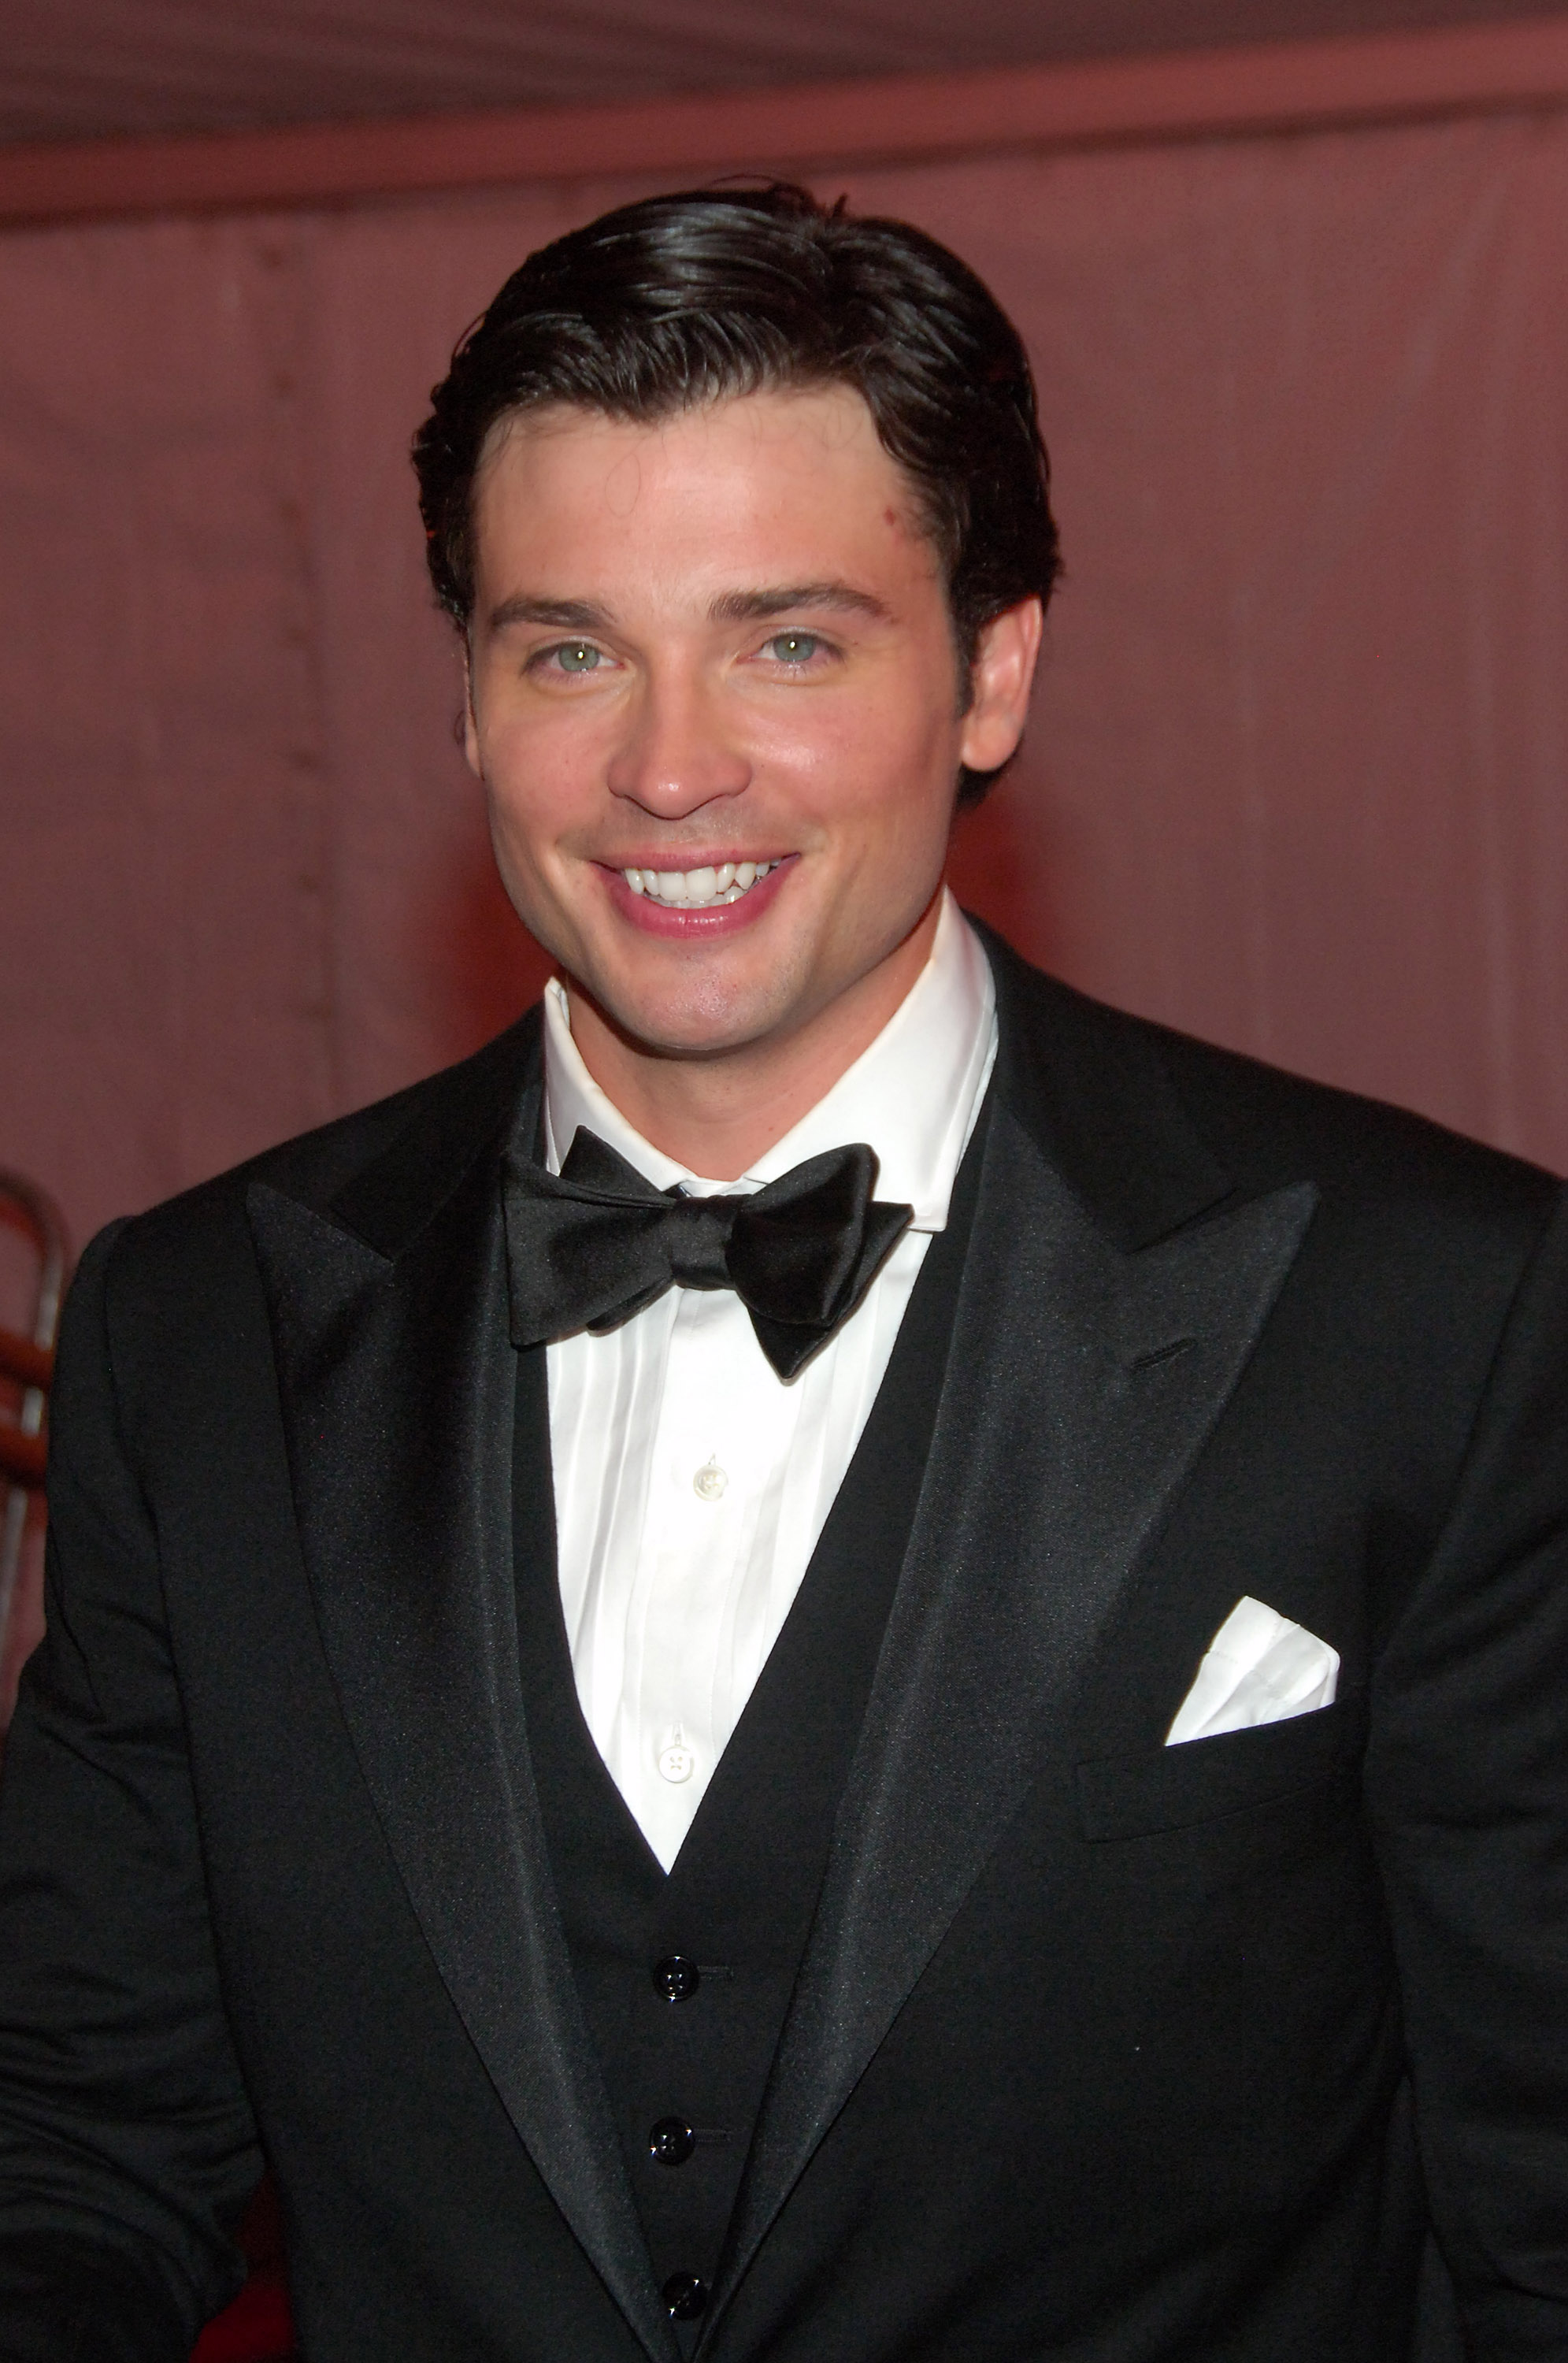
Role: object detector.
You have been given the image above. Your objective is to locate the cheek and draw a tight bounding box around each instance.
[481,785,581,931]
[480,714,601,848]
[754,688,955,815]
[823,715,959,847]
[487,699,588,775]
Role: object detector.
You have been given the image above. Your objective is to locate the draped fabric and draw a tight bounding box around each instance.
[4,0,1562,146]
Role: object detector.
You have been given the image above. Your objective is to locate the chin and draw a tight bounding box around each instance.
[614,1006,779,1063]
[602,970,804,1063]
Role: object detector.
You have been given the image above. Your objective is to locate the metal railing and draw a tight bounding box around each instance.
[0,1174,70,1669]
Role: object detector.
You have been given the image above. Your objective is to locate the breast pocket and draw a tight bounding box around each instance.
[1076,1697,1360,1843]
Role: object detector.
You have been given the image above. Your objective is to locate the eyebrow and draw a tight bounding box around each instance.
[707,583,891,625]
[487,595,612,633]
[484,582,891,635]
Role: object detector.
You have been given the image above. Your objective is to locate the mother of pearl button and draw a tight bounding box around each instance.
[692,1459,728,1501]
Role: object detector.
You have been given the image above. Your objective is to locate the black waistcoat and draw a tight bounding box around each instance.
[511,1115,984,2335]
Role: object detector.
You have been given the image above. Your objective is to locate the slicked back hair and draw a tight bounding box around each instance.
[413,182,1061,804]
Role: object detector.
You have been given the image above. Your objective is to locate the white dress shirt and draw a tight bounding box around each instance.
[543,889,996,1871]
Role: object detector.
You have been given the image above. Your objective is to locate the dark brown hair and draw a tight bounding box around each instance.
[413,182,1060,803]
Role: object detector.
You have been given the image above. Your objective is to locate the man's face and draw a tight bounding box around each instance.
[463,384,1038,1067]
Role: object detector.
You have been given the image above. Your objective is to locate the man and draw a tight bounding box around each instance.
[1,182,1565,2362]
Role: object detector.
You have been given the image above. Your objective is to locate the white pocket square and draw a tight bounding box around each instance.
[1165,1596,1340,1746]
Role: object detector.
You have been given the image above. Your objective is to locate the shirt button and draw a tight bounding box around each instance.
[662,2271,709,2320]
[692,1457,728,1501]
[658,1731,696,1783]
[652,1955,701,2002]
[649,2116,696,2166]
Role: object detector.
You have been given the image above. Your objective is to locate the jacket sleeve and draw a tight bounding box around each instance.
[1366,1183,1568,2361]
[0,1222,261,2362]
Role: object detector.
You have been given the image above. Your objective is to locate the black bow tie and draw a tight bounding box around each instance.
[502,1127,914,1382]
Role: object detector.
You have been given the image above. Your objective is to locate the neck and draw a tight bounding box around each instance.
[563,901,942,1180]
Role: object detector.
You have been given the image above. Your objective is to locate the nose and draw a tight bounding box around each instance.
[605,668,751,818]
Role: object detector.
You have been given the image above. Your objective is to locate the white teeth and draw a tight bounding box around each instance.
[622,859,777,909]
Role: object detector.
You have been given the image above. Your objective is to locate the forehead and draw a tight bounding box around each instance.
[469,387,933,590]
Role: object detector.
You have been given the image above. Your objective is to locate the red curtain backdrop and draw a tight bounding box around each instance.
[2,108,1564,1251]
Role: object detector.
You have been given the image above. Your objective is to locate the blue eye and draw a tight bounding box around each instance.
[765,632,821,665]
[553,642,602,673]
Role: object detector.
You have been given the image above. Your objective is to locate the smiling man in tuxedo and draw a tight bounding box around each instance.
[2,184,1567,2363]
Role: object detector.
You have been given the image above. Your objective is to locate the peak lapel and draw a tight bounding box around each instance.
[712,1083,1316,2323]
[247,1102,675,2363]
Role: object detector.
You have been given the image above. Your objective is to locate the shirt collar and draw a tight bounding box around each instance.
[543,888,995,1233]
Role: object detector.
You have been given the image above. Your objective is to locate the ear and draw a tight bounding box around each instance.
[461,638,484,779]
[958,598,1044,774]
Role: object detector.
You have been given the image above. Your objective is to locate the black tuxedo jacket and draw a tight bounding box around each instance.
[2,933,1566,2362]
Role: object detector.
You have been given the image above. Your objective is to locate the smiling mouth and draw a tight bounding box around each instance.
[621,859,781,910]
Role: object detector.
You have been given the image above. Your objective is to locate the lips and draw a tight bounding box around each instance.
[601,853,793,938]
[622,859,779,909]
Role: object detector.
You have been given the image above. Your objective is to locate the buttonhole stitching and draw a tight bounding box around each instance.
[1129,1335,1197,1372]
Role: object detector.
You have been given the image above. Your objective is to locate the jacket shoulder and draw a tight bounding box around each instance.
[89,1007,543,1296]
[985,930,1562,1249]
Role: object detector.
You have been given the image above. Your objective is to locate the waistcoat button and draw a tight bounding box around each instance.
[648,2116,696,2165]
[662,2271,709,2320]
[652,1955,701,2001]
